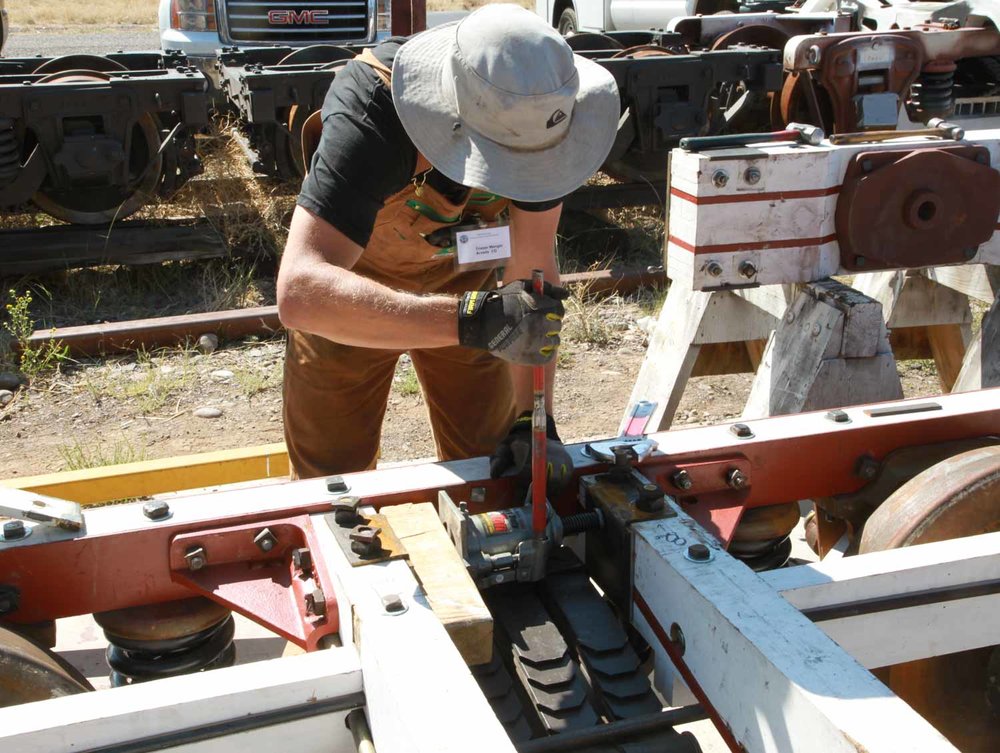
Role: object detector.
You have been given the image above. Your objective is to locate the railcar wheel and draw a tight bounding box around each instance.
[29,70,162,225]
[0,624,93,707]
[859,445,1000,752]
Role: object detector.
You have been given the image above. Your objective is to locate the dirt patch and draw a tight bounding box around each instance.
[0,295,945,479]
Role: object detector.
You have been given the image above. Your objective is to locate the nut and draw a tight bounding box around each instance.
[305,587,327,617]
[712,170,729,188]
[705,260,724,278]
[381,593,406,614]
[2,520,26,540]
[332,495,362,527]
[730,423,754,439]
[687,543,711,561]
[142,500,171,521]
[806,45,822,65]
[350,525,383,559]
[254,528,278,553]
[292,547,313,571]
[738,260,758,279]
[726,468,748,490]
[185,546,207,572]
[743,167,761,185]
[856,455,880,481]
[671,470,693,491]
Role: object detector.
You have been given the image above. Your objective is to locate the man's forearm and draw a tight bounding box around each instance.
[279,263,459,349]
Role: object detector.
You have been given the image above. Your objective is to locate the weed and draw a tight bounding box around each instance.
[58,437,148,471]
[396,364,422,397]
[1,289,69,381]
[116,349,198,415]
[562,283,615,347]
[235,360,283,398]
[556,342,575,369]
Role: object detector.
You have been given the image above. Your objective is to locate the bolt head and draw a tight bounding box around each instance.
[744,167,761,185]
[687,543,711,561]
[705,261,724,278]
[727,468,748,490]
[826,409,850,423]
[854,255,867,268]
[326,475,349,494]
[254,528,277,553]
[738,260,758,279]
[730,423,753,439]
[292,547,313,571]
[381,593,405,614]
[672,470,693,491]
[142,500,171,520]
[2,520,26,540]
[184,546,207,571]
[712,170,729,188]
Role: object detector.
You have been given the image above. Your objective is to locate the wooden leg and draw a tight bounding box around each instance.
[743,280,903,418]
[926,324,973,392]
[953,294,1000,392]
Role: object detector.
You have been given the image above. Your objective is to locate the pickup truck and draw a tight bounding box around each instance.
[158,0,422,85]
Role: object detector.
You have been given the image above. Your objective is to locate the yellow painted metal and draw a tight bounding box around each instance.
[1,443,290,505]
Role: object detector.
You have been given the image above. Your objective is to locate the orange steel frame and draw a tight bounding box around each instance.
[1,389,997,644]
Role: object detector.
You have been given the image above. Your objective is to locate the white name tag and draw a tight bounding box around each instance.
[456,225,512,267]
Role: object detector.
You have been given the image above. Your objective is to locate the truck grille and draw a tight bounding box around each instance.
[224,1,369,43]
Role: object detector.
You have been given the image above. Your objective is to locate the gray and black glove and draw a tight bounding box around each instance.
[458,280,567,366]
[490,411,573,500]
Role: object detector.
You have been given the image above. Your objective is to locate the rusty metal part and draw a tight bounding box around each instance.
[94,597,232,642]
[28,68,164,225]
[836,145,1000,272]
[22,266,666,358]
[31,54,128,74]
[709,24,790,52]
[328,511,406,567]
[565,32,625,53]
[0,624,93,707]
[610,44,687,59]
[859,446,1000,752]
[730,502,799,544]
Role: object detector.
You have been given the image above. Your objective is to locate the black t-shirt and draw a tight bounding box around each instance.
[296,39,562,248]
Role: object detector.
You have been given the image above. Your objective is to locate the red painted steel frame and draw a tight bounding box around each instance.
[1,391,998,631]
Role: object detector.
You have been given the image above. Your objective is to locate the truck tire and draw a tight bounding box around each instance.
[557,7,578,36]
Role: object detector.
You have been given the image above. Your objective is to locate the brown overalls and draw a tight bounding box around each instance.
[282,50,517,479]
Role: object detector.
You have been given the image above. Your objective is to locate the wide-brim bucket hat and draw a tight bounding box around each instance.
[391,3,620,203]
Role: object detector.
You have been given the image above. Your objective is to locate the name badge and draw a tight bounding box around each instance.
[455,224,512,269]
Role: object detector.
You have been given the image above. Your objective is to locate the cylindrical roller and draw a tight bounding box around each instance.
[0,624,93,707]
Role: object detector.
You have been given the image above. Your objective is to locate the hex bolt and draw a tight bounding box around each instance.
[638,482,666,513]
[2,520,26,541]
[142,500,171,521]
[672,469,693,491]
[826,409,850,423]
[738,260,758,279]
[253,528,278,553]
[292,547,313,572]
[305,587,327,617]
[381,593,406,614]
[743,167,761,185]
[687,543,711,562]
[727,468,748,490]
[326,475,349,494]
[712,170,729,188]
[185,546,207,572]
[332,495,362,527]
[705,260,724,278]
[730,423,754,439]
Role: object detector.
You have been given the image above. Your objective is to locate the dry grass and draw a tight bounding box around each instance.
[10,0,159,27]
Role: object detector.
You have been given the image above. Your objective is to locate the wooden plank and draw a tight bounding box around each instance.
[0,219,227,275]
[2,442,289,504]
[381,502,492,666]
[925,264,1000,304]
[691,340,754,376]
[856,269,973,329]
[954,293,1000,391]
[927,323,973,392]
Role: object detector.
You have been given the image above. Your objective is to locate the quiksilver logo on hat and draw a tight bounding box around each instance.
[546,109,568,129]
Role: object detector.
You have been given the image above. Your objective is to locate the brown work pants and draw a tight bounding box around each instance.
[283,331,515,479]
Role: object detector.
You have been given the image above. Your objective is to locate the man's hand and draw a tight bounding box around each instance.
[490,411,573,499]
[458,280,567,366]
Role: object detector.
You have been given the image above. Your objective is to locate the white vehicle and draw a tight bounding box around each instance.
[1,0,8,55]
[535,0,726,36]
[158,0,395,83]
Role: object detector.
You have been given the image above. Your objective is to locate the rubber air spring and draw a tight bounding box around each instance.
[94,597,236,687]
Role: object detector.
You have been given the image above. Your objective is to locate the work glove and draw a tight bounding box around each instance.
[457,280,567,366]
[490,411,573,500]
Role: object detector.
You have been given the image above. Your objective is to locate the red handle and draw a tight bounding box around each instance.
[531,270,547,535]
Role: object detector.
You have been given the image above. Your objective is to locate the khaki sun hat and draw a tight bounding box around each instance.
[391,3,621,203]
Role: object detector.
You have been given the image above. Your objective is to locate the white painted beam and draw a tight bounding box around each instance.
[631,505,958,753]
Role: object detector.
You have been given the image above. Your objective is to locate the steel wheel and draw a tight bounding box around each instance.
[30,69,162,225]
[0,624,93,707]
[859,445,1000,752]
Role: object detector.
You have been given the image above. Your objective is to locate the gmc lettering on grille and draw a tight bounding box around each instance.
[267,9,331,24]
